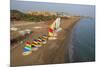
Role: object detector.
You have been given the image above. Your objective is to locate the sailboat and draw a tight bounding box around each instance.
[48,17,62,40]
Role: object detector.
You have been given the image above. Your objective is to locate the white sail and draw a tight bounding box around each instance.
[55,17,61,30]
[55,17,62,32]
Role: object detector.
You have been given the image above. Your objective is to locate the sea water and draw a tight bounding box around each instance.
[69,18,95,62]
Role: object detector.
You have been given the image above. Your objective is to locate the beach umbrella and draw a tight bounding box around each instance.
[24,46,31,52]
[36,39,42,43]
[42,35,48,40]
[23,41,31,52]
[38,37,43,41]
[37,39,42,42]
[38,38,45,45]
[42,35,48,39]
[22,45,32,56]
[32,39,43,47]
[38,36,47,44]
[32,39,38,46]
[26,41,30,44]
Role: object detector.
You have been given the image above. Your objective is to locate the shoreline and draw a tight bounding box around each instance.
[11,16,81,66]
[68,18,95,62]
[63,17,81,63]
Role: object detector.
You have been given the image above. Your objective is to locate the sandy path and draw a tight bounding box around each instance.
[11,21,45,27]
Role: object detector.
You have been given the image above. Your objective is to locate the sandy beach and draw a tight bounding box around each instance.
[10,16,80,66]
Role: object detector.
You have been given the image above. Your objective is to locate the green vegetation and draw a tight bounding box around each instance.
[11,10,57,22]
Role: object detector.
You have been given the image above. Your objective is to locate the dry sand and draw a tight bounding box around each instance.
[10,16,80,66]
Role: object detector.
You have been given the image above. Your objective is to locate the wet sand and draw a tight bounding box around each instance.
[10,16,80,66]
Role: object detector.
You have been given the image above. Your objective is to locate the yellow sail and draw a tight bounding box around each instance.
[48,19,56,37]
